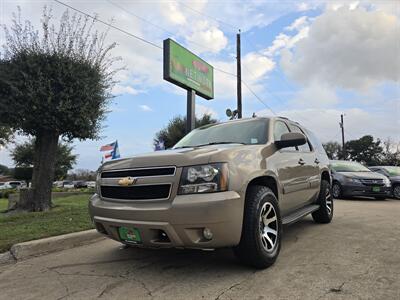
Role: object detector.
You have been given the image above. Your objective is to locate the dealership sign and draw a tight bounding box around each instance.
[163,39,214,100]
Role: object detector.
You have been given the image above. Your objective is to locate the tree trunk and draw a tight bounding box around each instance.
[21,131,59,211]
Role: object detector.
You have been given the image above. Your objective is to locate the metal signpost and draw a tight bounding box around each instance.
[163,39,214,133]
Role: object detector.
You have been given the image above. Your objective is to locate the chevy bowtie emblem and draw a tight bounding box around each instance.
[118,177,137,186]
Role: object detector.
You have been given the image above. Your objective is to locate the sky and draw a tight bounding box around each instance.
[0,0,399,171]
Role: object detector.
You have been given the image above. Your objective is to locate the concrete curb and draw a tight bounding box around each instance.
[0,229,104,265]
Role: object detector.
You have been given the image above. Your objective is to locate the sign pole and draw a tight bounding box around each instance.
[187,89,195,133]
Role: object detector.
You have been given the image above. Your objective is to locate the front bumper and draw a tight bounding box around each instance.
[342,185,391,198]
[89,191,243,249]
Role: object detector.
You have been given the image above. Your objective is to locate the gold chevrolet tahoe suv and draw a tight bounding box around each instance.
[89,117,333,268]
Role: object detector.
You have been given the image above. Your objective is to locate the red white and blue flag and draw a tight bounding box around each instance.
[100,142,116,152]
[100,141,120,163]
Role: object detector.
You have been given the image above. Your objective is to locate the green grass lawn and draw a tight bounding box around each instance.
[0,195,94,253]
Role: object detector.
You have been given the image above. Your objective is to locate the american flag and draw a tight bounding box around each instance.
[100,142,115,152]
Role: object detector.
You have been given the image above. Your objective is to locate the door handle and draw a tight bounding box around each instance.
[298,158,305,165]
[314,158,320,164]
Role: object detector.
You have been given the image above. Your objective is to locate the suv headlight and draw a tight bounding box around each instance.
[346,177,362,185]
[383,177,391,187]
[178,163,229,194]
[96,171,101,195]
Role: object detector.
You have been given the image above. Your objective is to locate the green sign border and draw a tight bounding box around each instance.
[163,38,214,100]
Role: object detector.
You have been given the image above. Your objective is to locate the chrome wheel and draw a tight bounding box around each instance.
[394,185,400,199]
[259,202,278,252]
[326,188,333,215]
[332,183,341,198]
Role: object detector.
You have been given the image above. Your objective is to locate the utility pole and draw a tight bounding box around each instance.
[340,114,345,158]
[236,30,242,118]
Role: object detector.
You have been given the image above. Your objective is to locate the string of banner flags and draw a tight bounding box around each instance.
[100,139,166,163]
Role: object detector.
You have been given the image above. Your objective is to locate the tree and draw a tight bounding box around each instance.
[11,140,77,180]
[323,141,342,160]
[0,8,118,211]
[13,167,34,183]
[380,138,400,166]
[0,127,12,147]
[345,135,384,166]
[67,169,96,181]
[154,114,217,149]
[0,164,9,175]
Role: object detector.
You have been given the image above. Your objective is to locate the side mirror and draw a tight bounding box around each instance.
[275,132,307,149]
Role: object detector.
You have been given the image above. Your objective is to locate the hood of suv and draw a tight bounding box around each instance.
[340,171,387,180]
[101,144,250,171]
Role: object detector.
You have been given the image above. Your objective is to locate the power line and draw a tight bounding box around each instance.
[54,0,276,117]
[105,0,224,55]
[176,1,238,32]
[53,0,163,50]
[242,81,277,116]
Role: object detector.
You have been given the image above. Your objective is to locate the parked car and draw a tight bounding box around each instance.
[62,181,75,189]
[74,181,88,188]
[368,166,400,199]
[0,181,25,190]
[0,182,12,190]
[87,181,96,189]
[330,160,391,200]
[89,117,333,269]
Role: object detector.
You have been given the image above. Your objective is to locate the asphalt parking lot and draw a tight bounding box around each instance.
[0,198,399,300]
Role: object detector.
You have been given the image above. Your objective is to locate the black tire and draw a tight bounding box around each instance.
[331,181,342,199]
[312,180,333,224]
[392,184,400,200]
[233,185,282,269]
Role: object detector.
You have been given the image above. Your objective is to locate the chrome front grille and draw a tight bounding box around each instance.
[101,166,176,178]
[100,166,176,201]
[360,178,384,186]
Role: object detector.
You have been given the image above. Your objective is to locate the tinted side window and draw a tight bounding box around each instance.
[274,121,290,141]
[289,125,311,152]
[274,121,296,151]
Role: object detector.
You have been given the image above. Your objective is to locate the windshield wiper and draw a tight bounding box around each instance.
[174,142,246,149]
[194,141,247,147]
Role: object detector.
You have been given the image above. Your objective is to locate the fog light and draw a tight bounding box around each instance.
[203,228,213,240]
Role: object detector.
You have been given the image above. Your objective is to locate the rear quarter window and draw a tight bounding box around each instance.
[305,129,328,157]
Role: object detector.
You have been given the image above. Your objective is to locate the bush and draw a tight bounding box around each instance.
[0,189,17,198]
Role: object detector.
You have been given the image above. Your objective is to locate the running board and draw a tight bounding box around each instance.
[282,204,320,225]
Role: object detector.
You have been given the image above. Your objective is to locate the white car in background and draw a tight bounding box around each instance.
[87,181,96,189]
[0,181,26,190]
[62,181,75,189]
[0,182,12,190]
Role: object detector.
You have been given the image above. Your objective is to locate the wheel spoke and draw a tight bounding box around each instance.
[264,215,277,226]
[264,227,277,236]
[259,202,278,252]
[262,233,274,250]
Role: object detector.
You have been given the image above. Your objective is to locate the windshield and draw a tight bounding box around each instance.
[174,119,269,148]
[330,161,370,172]
[383,166,400,176]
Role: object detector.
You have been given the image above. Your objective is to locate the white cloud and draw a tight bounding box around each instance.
[285,16,309,31]
[211,51,275,100]
[139,105,152,112]
[196,104,218,119]
[281,6,400,90]
[159,2,187,25]
[297,2,310,12]
[112,84,143,96]
[187,21,228,54]
[265,20,310,57]
[291,83,339,108]
[257,105,400,143]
